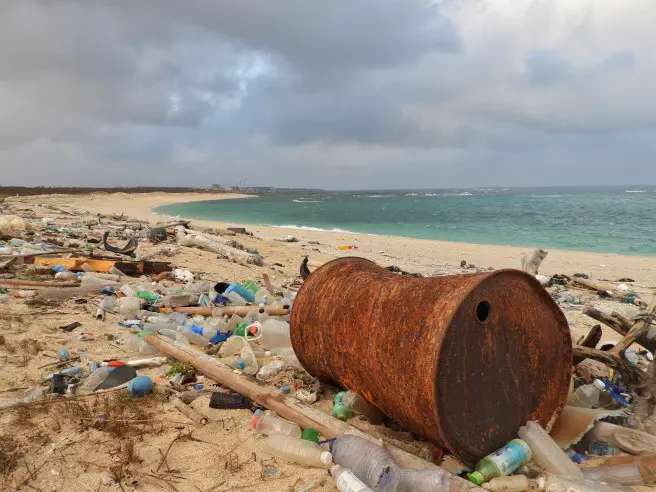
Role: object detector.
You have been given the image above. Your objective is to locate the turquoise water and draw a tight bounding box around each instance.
[155,187,656,256]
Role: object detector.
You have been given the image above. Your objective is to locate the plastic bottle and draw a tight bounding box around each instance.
[184,282,214,294]
[79,367,112,392]
[259,319,292,349]
[518,421,583,478]
[468,439,531,485]
[582,463,646,487]
[397,468,455,491]
[225,291,248,305]
[586,421,656,456]
[136,290,160,303]
[181,324,210,347]
[339,391,385,424]
[330,435,400,492]
[481,475,529,491]
[80,274,117,287]
[537,474,624,492]
[251,413,302,438]
[256,360,285,381]
[120,284,136,297]
[225,282,256,302]
[55,270,79,281]
[566,382,602,408]
[116,297,142,317]
[264,434,332,467]
[331,465,375,492]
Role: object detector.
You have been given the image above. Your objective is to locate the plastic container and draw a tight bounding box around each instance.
[582,463,645,487]
[256,360,285,381]
[136,290,160,303]
[331,435,400,492]
[225,282,256,302]
[586,421,656,456]
[259,319,292,350]
[120,284,136,297]
[331,465,374,492]
[55,270,79,281]
[181,325,210,347]
[481,475,529,491]
[566,382,602,408]
[225,291,248,305]
[468,439,531,485]
[518,421,583,478]
[340,391,385,424]
[79,367,112,392]
[264,434,332,467]
[537,474,624,492]
[397,468,455,492]
[251,413,302,438]
[116,297,142,317]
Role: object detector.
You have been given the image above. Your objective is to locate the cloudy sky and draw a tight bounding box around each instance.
[2,0,655,189]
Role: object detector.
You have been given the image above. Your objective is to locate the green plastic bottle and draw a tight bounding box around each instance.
[468,439,531,486]
[136,290,160,303]
[331,392,353,421]
[242,280,259,294]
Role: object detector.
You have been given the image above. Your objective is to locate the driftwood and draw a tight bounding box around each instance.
[136,245,180,262]
[144,334,483,492]
[572,301,656,387]
[0,279,79,288]
[584,307,656,352]
[175,227,263,266]
[573,325,603,365]
[521,249,548,275]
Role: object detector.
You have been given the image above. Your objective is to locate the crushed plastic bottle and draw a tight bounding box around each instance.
[116,297,142,317]
[481,475,529,491]
[331,465,375,492]
[566,382,602,408]
[397,468,455,491]
[264,434,332,467]
[259,318,292,350]
[330,435,400,492]
[256,360,285,381]
[251,413,302,438]
[537,474,624,492]
[468,439,531,485]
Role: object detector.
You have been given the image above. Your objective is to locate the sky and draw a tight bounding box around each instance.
[1,0,655,190]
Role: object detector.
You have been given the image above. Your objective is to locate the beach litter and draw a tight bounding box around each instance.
[2,196,656,492]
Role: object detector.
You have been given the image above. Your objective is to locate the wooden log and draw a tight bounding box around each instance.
[573,325,602,365]
[520,249,548,275]
[0,279,79,288]
[33,257,171,275]
[173,305,290,317]
[584,307,656,352]
[143,334,482,492]
[175,227,263,266]
[171,397,208,425]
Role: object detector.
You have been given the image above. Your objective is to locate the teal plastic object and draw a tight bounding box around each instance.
[331,391,353,421]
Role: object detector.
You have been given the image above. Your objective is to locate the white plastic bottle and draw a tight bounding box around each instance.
[260,319,292,349]
[116,297,142,317]
[566,382,602,408]
[482,475,529,491]
[264,434,332,467]
[181,325,209,347]
[537,474,624,492]
[256,360,285,381]
[331,465,375,492]
[251,413,302,438]
[518,421,583,478]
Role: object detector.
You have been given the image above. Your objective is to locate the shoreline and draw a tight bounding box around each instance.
[153,195,656,261]
[11,192,654,290]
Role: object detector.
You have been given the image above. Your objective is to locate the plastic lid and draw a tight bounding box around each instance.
[467,471,484,486]
[250,415,261,429]
[320,451,333,465]
[593,379,606,390]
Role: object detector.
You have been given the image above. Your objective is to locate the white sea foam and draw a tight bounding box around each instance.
[626,190,647,193]
[292,199,322,203]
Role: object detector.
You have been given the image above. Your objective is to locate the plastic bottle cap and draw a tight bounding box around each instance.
[301,428,320,443]
[250,415,261,429]
[320,451,333,465]
[593,379,606,391]
[467,471,484,486]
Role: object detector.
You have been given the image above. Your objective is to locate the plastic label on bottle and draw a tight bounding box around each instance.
[488,440,531,475]
[191,324,203,335]
[336,471,370,492]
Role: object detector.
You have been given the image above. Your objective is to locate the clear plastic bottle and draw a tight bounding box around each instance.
[537,474,624,492]
[566,382,602,408]
[116,297,142,317]
[481,475,529,491]
[331,435,400,492]
[225,291,248,305]
[331,465,374,492]
[251,413,302,438]
[340,391,385,424]
[120,284,136,297]
[259,319,292,349]
[79,367,112,393]
[586,421,656,456]
[397,468,456,491]
[181,324,209,347]
[256,360,285,381]
[184,282,214,294]
[55,270,79,281]
[468,439,531,485]
[582,463,645,487]
[264,434,332,467]
[518,421,583,478]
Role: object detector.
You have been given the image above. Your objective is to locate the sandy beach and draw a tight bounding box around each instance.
[2,192,656,491]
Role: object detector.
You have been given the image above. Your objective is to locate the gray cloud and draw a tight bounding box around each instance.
[1,0,656,188]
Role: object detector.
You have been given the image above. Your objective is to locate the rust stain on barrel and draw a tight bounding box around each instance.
[290,258,572,465]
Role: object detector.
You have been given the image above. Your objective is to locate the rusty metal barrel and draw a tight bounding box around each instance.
[290,258,572,465]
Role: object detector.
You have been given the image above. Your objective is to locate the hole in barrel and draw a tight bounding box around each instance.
[476,301,491,323]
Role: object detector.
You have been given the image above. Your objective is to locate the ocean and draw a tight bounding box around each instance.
[155,186,656,256]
